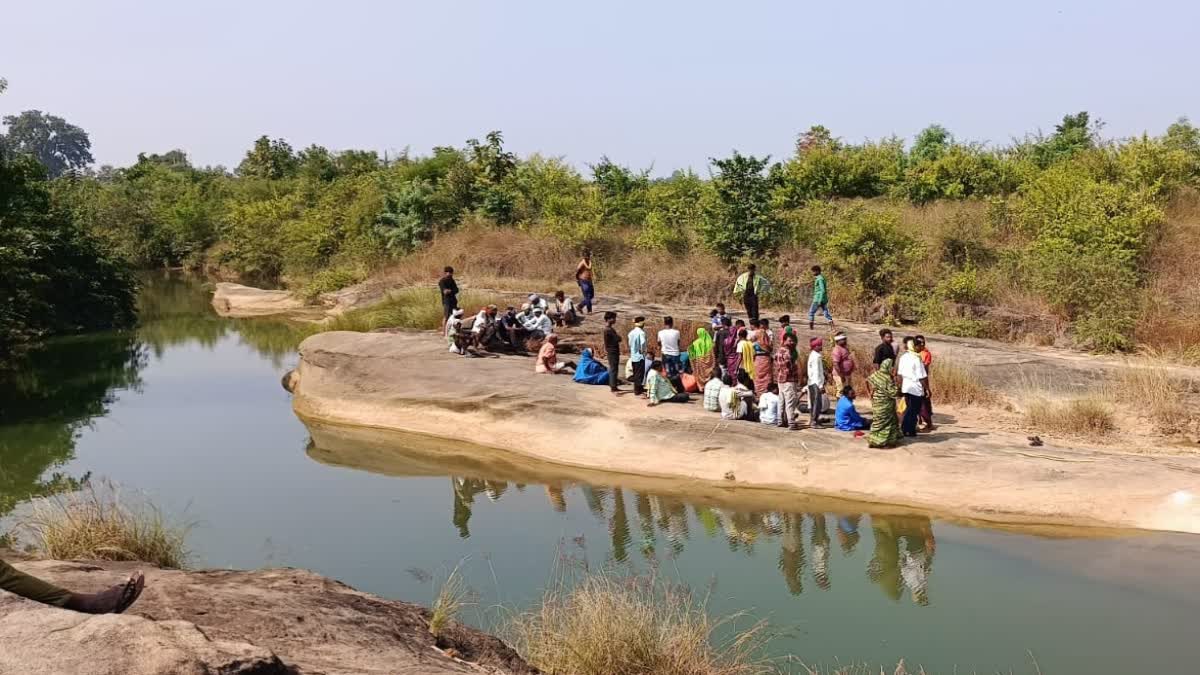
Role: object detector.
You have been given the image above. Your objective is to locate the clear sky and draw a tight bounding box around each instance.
[2,0,1196,174]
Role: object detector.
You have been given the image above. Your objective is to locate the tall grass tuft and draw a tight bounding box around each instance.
[931,359,998,407]
[507,570,775,675]
[1104,365,1195,435]
[19,481,191,569]
[429,562,471,639]
[315,288,506,334]
[1027,397,1115,437]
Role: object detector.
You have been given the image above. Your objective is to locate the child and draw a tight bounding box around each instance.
[809,265,834,330]
[711,303,727,330]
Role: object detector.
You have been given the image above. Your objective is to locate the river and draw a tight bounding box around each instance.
[2,273,1198,674]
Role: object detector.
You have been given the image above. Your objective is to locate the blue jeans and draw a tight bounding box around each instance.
[808,300,833,323]
[663,354,682,378]
[578,279,595,312]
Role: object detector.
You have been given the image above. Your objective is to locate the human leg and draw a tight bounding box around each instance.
[632,360,646,396]
[607,350,621,391]
[821,302,834,323]
[664,355,681,378]
[902,394,923,436]
[744,296,759,322]
[780,382,798,428]
[809,384,824,426]
[808,301,819,328]
[0,558,72,607]
[919,394,934,429]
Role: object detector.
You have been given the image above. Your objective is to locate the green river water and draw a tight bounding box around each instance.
[2,274,1199,674]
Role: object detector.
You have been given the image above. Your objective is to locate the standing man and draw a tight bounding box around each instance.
[808,265,834,330]
[831,332,856,394]
[774,332,803,429]
[439,266,459,330]
[603,311,622,395]
[897,336,930,438]
[658,316,683,378]
[872,329,896,372]
[628,316,648,397]
[733,263,770,322]
[807,337,827,429]
[576,249,595,315]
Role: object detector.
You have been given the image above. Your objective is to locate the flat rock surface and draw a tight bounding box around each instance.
[292,329,1200,534]
[0,555,535,675]
[211,283,314,319]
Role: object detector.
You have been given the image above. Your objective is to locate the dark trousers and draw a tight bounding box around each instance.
[0,558,71,607]
[607,350,621,391]
[632,360,646,396]
[902,393,923,436]
[919,394,933,426]
[808,384,824,425]
[743,293,759,322]
[663,354,682,378]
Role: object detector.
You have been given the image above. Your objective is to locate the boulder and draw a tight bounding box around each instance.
[0,555,535,675]
[210,283,309,319]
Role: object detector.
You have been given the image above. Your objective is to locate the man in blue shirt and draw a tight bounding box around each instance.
[834,385,870,431]
[627,316,647,397]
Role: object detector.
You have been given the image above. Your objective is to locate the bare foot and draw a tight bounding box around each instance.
[67,573,145,614]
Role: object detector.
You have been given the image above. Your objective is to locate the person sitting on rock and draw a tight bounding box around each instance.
[498,306,527,351]
[470,305,499,349]
[835,385,871,431]
[552,290,578,327]
[445,308,467,354]
[535,334,576,375]
[527,293,549,313]
[522,306,554,340]
[646,360,690,406]
[0,558,144,614]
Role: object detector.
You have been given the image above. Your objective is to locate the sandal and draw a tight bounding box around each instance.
[113,573,145,614]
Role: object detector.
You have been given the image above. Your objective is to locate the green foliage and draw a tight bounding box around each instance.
[2,110,93,178]
[590,157,649,226]
[632,170,708,253]
[300,266,367,301]
[540,186,604,247]
[1028,111,1098,168]
[818,206,920,300]
[375,179,436,254]
[897,145,1007,203]
[511,154,585,225]
[910,124,953,164]
[700,152,782,260]
[773,133,904,205]
[236,136,299,179]
[0,150,136,368]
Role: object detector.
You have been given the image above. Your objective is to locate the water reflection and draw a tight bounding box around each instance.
[448,473,937,604]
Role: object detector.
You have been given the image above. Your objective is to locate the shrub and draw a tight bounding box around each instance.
[897,145,1006,203]
[299,266,367,301]
[818,206,920,301]
[19,481,191,569]
[700,152,783,261]
[1027,397,1115,437]
[772,136,905,205]
[507,570,773,675]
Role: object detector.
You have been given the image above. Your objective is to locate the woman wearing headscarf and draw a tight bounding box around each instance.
[752,330,773,396]
[688,327,716,386]
[867,358,902,448]
[724,324,743,378]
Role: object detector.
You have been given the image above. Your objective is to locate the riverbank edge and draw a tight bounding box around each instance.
[290,330,1200,535]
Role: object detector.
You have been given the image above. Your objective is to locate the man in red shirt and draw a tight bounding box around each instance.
[774,333,803,429]
[831,332,856,394]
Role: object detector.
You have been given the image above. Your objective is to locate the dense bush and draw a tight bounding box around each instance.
[818,206,920,302]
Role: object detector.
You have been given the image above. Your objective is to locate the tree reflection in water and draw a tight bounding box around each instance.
[446,475,937,605]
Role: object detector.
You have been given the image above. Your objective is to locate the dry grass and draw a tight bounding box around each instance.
[429,562,471,638]
[314,288,507,333]
[19,481,191,569]
[1103,364,1196,435]
[1027,397,1115,437]
[931,359,998,408]
[506,570,775,675]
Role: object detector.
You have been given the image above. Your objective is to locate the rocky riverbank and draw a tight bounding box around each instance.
[290,329,1200,534]
[0,552,535,675]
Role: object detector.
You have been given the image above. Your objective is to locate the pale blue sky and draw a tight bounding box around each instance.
[2,0,1196,174]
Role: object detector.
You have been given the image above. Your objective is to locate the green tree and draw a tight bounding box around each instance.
[2,110,94,178]
[467,131,518,223]
[236,135,299,179]
[910,124,952,163]
[590,156,649,226]
[700,152,782,260]
[298,144,338,182]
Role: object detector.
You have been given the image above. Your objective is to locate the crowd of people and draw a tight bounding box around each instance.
[440,257,938,449]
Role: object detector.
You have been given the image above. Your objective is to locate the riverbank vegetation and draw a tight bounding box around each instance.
[18,481,191,569]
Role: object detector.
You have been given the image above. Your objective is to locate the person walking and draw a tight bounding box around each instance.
[897,337,929,437]
[807,337,827,428]
[628,317,648,397]
[603,311,622,395]
[658,316,683,378]
[576,250,595,314]
[808,265,833,330]
[733,263,770,322]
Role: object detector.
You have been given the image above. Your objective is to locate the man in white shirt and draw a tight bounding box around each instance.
[718,375,755,421]
[628,317,648,397]
[523,307,553,338]
[807,337,827,428]
[470,305,498,348]
[551,290,576,327]
[897,336,930,437]
[758,382,781,425]
[527,294,549,312]
[657,316,683,378]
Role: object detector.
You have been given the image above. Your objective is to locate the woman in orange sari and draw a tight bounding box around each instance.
[688,327,716,386]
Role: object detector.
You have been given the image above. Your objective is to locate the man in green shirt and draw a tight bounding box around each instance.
[733,263,770,322]
[808,265,834,330]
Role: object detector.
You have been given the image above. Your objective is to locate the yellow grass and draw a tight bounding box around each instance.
[19,481,191,569]
[314,288,507,333]
[1103,364,1195,435]
[506,570,775,675]
[1027,397,1115,437]
[931,359,998,408]
[429,562,471,638]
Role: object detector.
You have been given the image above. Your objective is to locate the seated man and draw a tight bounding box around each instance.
[646,360,689,405]
[835,385,871,431]
[718,372,757,421]
[527,293,550,312]
[523,306,554,339]
[702,371,724,412]
[535,334,576,374]
[498,306,527,351]
[758,382,781,426]
[445,308,467,354]
[552,290,577,327]
[471,304,499,348]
